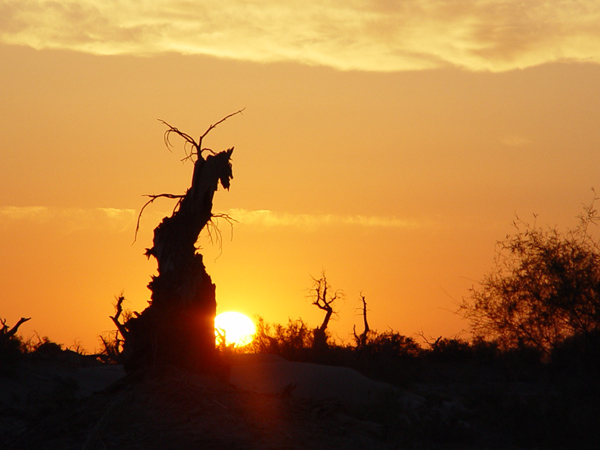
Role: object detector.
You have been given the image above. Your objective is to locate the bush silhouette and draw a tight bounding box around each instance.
[0,332,24,372]
[249,317,313,361]
[360,330,421,359]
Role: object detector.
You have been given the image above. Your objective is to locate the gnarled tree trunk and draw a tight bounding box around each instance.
[121,113,238,373]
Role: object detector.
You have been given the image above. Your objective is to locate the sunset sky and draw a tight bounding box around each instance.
[2,1,600,351]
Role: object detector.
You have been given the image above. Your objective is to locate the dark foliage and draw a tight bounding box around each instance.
[0,334,24,372]
[550,327,600,372]
[424,337,473,362]
[0,317,30,371]
[247,314,600,448]
[461,197,600,357]
[31,338,63,357]
[359,330,421,359]
[249,317,314,361]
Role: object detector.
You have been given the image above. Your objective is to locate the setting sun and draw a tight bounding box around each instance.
[215,312,256,348]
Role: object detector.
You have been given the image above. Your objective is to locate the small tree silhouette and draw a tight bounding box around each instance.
[310,272,342,352]
[353,293,372,348]
[461,194,600,357]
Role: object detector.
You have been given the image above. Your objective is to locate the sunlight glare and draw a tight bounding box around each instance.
[214,311,256,348]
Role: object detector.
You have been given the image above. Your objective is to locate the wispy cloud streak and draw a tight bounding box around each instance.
[227,209,431,230]
[0,206,431,234]
[1,1,599,71]
[0,206,136,233]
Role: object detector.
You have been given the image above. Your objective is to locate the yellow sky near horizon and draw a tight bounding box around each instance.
[1,1,600,351]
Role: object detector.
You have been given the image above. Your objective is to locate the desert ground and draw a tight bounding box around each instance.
[1,348,597,449]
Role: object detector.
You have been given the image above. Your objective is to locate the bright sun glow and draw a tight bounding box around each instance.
[214,311,256,347]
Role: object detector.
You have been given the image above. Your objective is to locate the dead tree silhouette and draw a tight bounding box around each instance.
[310,273,342,353]
[353,294,370,348]
[1,317,30,344]
[116,110,242,373]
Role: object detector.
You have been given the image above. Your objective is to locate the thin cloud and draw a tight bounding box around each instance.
[0,206,136,233]
[227,209,431,230]
[1,1,599,71]
[0,206,50,221]
[0,206,428,235]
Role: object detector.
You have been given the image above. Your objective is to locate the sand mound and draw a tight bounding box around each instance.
[228,353,397,414]
[1,354,395,449]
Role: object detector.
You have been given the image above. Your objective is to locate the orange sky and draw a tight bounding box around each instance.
[2,1,600,351]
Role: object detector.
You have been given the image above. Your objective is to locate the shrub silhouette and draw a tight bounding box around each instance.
[424,337,473,362]
[550,328,600,372]
[249,317,313,361]
[361,330,421,359]
[0,332,24,372]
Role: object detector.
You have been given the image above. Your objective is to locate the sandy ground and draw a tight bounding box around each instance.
[5,351,587,449]
[0,354,402,450]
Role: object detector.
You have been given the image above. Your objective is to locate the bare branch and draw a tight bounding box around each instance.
[133,193,185,244]
[112,294,125,323]
[198,109,245,149]
[158,119,199,154]
[211,212,238,224]
[359,294,370,334]
[309,272,342,336]
[109,293,129,342]
[1,317,31,339]
[135,111,243,244]
[204,213,238,248]
[158,109,244,164]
